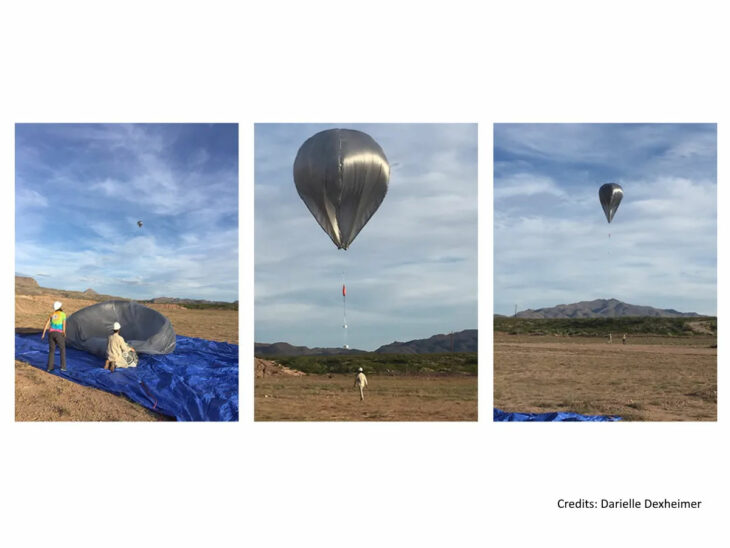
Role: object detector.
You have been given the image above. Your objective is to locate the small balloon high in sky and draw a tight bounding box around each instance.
[598,183,624,223]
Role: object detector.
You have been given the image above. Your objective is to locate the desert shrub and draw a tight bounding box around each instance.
[272,352,478,376]
[494,316,716,337]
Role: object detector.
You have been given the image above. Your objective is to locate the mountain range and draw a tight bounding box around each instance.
[15,276,236,308]
[253,342,366,357]
[375,329,477,353]
[513,299,700,319]
[255,329,478,356]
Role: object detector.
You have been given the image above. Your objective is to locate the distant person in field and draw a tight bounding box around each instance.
[104,322,138,372]
[354,367,368,401]
[41,301,66,372]
[608,333,613,344]
[622,333,627,345]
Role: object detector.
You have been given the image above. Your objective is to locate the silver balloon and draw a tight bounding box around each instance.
[598,183,623,223]
[293,129,390,249]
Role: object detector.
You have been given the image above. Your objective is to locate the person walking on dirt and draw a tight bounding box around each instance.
[622,333,627,345]
[41,301,67,372]
[104,322,137,372]
[608,333,613,344]
[354,367,368,401]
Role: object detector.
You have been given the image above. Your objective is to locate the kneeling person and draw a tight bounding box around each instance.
[104,322,138,372]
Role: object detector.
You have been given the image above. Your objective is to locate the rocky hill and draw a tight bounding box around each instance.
[375,329,477,354]
[15,276,40,292]
[254,342,366,357]
[16,275,120,300]
[515,299,699,319]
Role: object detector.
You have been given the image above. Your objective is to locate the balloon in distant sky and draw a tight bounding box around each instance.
[598,183,623,223]
[137,220,143,228]
[293,128,390,250]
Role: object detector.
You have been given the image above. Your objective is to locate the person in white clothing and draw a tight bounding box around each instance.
[354,367,368,401]
[104,322,138,372]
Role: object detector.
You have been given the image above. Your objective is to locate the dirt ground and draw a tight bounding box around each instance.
[255,372,478,421]
[15,292,238,422]
[255,357,305,378]
[494,333,717,421]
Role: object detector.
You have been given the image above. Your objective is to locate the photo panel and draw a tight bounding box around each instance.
[14,123,239,422]
[255,123,478,421]
[493,123,717,422]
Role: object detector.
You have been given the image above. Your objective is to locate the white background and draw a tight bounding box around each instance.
[1,1,727,547]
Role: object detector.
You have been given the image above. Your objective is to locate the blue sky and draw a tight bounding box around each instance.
[494,123,717,316]
[255,124,478,351]
[15,124,238,301]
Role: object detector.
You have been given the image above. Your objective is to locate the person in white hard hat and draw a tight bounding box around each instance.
[354,367,368,401]
[104,322,137,372]
[41,301,67,372]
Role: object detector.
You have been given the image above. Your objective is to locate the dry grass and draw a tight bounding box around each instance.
[15,360,169,421]
[494,333,717,421]
[148,305,237,344]
[15,291,237,422]
[255,374,477,421]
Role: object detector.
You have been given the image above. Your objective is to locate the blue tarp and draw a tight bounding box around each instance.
[15,333,238,421]
[494,408,621,422]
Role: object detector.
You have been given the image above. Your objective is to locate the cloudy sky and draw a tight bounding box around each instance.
[494,123,717,316]
[255,124,477,351]
[15,124,238,301]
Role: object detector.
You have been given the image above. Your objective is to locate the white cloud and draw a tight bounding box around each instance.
[494,173,566,199]
[16,188,48,209]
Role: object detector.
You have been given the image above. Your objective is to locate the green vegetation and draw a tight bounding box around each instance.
[139,300,238,311]
[180,301,238,311]
[494,316,717,337]
[264,352,478,376]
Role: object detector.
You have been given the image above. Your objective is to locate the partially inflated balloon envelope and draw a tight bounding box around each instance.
[598,183,623,223]
[66,300,176,357]
[293,128,390,249]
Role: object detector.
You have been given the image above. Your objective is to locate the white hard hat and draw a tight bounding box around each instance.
[358,367,363,372]
[53,301,62,310]
[113,322,121,331]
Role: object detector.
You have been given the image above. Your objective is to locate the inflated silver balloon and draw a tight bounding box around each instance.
[293,129,390,249]
[598,183,623,223]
